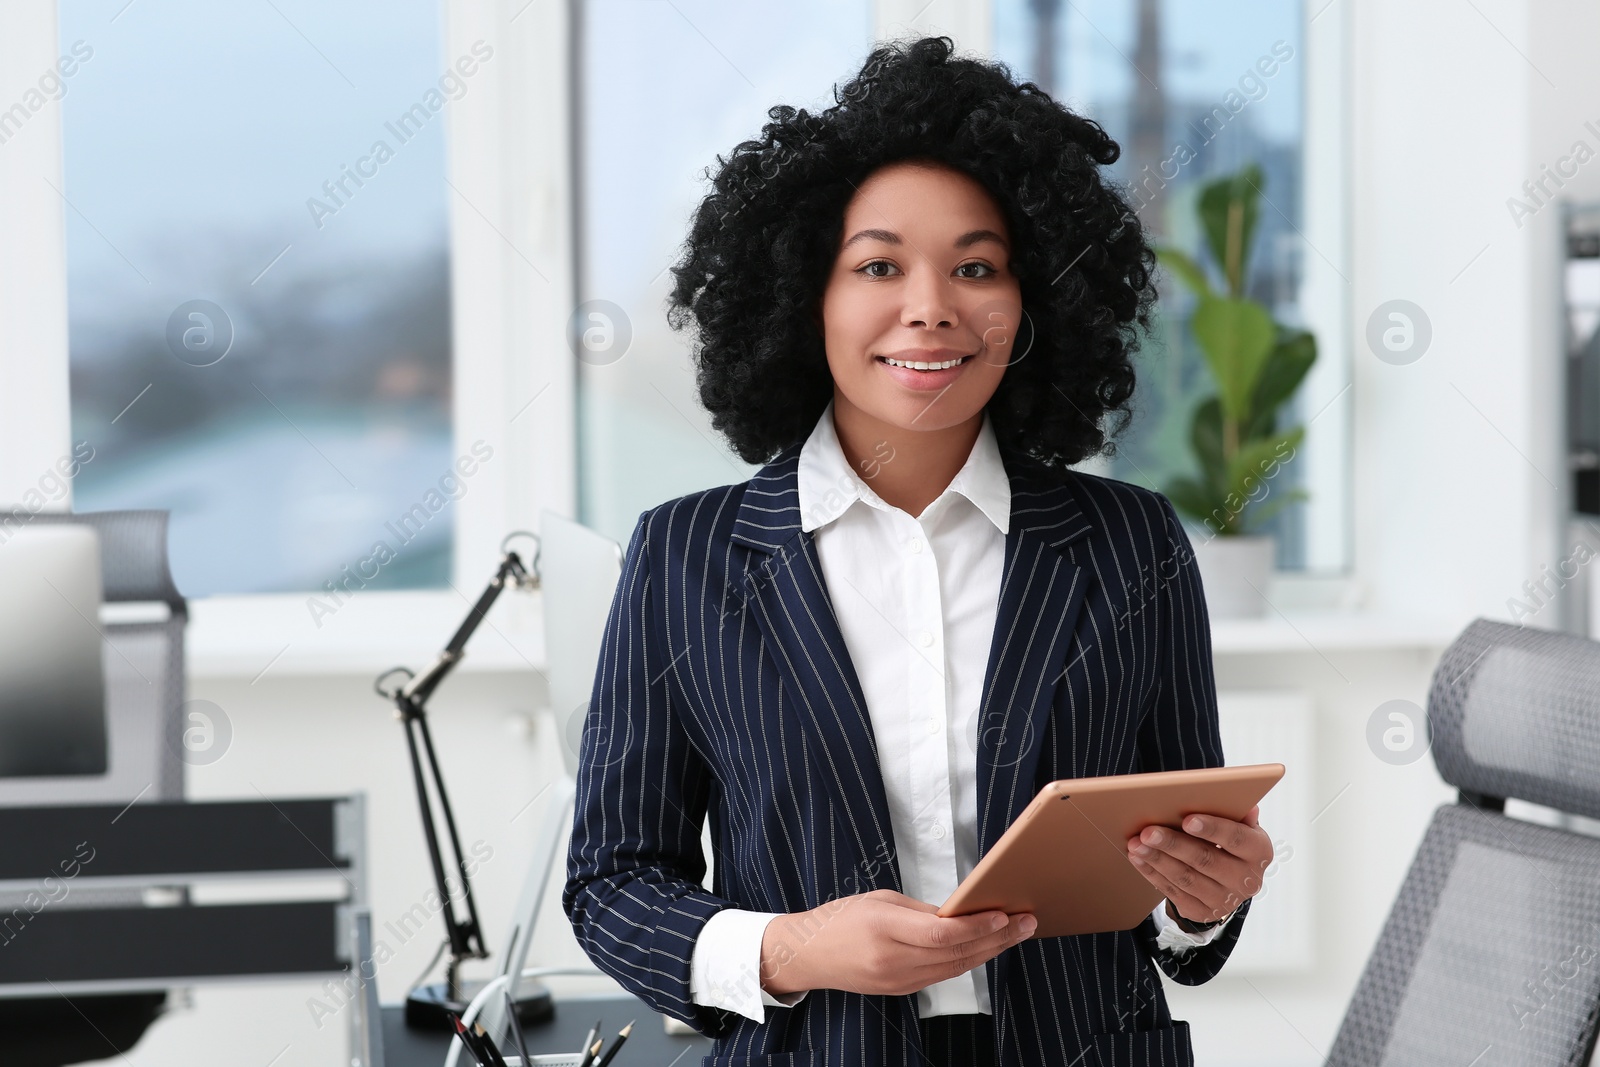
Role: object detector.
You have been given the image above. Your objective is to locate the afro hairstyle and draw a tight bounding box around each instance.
[665,34,1159,476]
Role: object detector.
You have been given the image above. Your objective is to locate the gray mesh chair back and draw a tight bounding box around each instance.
[1327,619,1600,1066]
[0,510,186,805]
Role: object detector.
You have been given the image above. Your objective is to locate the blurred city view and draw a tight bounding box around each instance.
[60,0,454,598]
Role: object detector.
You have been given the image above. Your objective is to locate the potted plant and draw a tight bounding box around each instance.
[1156,163,1317,618]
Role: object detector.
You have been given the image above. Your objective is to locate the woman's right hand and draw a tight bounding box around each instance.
[759,889,1037,999]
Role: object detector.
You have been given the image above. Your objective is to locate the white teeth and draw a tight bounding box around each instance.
[880,355,969,370]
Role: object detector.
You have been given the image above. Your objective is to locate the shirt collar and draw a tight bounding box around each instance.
[796,397,1011,535]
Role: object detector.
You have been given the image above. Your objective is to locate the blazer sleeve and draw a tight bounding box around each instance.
[561,508,743,1038]
[1126,494,1255,984]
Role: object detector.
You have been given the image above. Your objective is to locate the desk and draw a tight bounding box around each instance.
[380,997,715,1067]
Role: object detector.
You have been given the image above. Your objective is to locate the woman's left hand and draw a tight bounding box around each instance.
[1125,804,1273,925]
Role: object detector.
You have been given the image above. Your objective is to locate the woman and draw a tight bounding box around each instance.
[563,35,1273,1067]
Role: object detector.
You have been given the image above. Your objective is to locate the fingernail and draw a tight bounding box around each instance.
[1020,917,1037,937]
[991,914,1007,931]
[1147,829,1163,845]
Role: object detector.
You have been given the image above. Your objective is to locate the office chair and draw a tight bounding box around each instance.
[1327,618,1600,1066]
[0,510,186,1063]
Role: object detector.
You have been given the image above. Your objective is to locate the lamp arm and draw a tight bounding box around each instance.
[379,543,537,1007]
[403,552,529,706]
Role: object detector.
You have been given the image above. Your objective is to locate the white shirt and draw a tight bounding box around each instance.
[688,400,1229,1024]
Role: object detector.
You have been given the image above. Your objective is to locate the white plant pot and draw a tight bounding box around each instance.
[1189,534,1275,619]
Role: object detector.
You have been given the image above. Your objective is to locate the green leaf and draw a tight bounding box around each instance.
[1224,426,1305,526]
[1163,476,1228,531]
[1246,329,1317,437]
[1189,397,1227,492]
[1240,488,1309,533]
[1156,246,1213,299]
[1198,164,1263,297]
[1191,296,1276,425]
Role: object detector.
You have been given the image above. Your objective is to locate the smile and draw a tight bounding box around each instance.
[874,354,975,370]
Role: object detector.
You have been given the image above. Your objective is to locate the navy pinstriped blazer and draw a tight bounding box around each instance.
[563,438,1252,1067]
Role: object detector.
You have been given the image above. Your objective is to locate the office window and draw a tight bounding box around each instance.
[59,0,458,597]
[575,0,873,547]
[995,0,1332,570]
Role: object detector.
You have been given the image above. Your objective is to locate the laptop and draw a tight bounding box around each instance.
[0,524,109,777]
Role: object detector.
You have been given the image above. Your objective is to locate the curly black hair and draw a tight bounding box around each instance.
[665,34,1159,476]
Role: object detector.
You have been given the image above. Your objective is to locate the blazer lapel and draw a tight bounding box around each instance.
[730,444,906,893]
[974,464,1094,859]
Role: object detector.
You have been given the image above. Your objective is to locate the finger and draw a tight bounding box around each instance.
[1175,813,1271,863]
[896,908,1010,951]
[1132,857,1216,927]
[1133,825,1256,890]
[1242,805,1260,828]
[1128,845,1236,911]
[912,920,1026,980]
[1125,846,1169,895]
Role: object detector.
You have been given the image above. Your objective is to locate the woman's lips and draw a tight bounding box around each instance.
[874,353,974,391]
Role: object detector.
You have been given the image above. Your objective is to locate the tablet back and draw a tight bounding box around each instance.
[938,763,1285,938]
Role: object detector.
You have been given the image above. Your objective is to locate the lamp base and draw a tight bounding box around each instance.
[404,978,555,1031]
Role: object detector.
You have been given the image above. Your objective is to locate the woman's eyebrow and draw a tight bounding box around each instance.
[840,227,1009,251]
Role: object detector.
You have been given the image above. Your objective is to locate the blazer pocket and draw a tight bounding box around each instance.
[699,1052,826,1067]
[1089,1020,1193,1067]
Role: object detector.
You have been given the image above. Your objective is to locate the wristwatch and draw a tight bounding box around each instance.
[1165,899,1229,934]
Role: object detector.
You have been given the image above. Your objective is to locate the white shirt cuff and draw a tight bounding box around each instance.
[1149,899,1232,955]
[689,908,810,1023]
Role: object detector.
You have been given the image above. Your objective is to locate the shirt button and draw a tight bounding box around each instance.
[927,717,939,734]
[917,630,933,647]
[909,538,924,553]
[932,824,947,839]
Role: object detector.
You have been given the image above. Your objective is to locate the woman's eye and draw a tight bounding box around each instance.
[857,260,899,278]
[956,262,997,278]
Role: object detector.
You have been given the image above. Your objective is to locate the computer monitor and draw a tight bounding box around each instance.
[0,524,109,777]
[538,510,623,779]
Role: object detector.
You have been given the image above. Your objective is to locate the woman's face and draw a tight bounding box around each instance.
[818,160,1022,434]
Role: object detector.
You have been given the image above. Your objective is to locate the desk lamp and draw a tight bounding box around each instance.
[374,531,554,1030]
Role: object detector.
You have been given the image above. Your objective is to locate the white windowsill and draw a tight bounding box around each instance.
[1209,611,1461,654]
[177,583,1456,680]
[1209,574,1462,654]
[184,589,547,682]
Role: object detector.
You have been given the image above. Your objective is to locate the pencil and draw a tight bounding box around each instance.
[450,1014,490,1067]
[473,1021,510,1067]
[593,1019,635,1067]
[576,1018,601,1067]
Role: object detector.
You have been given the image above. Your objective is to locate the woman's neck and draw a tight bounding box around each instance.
[829,391,983,519]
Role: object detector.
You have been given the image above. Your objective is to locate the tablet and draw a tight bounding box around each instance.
[936,762,1285,938]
